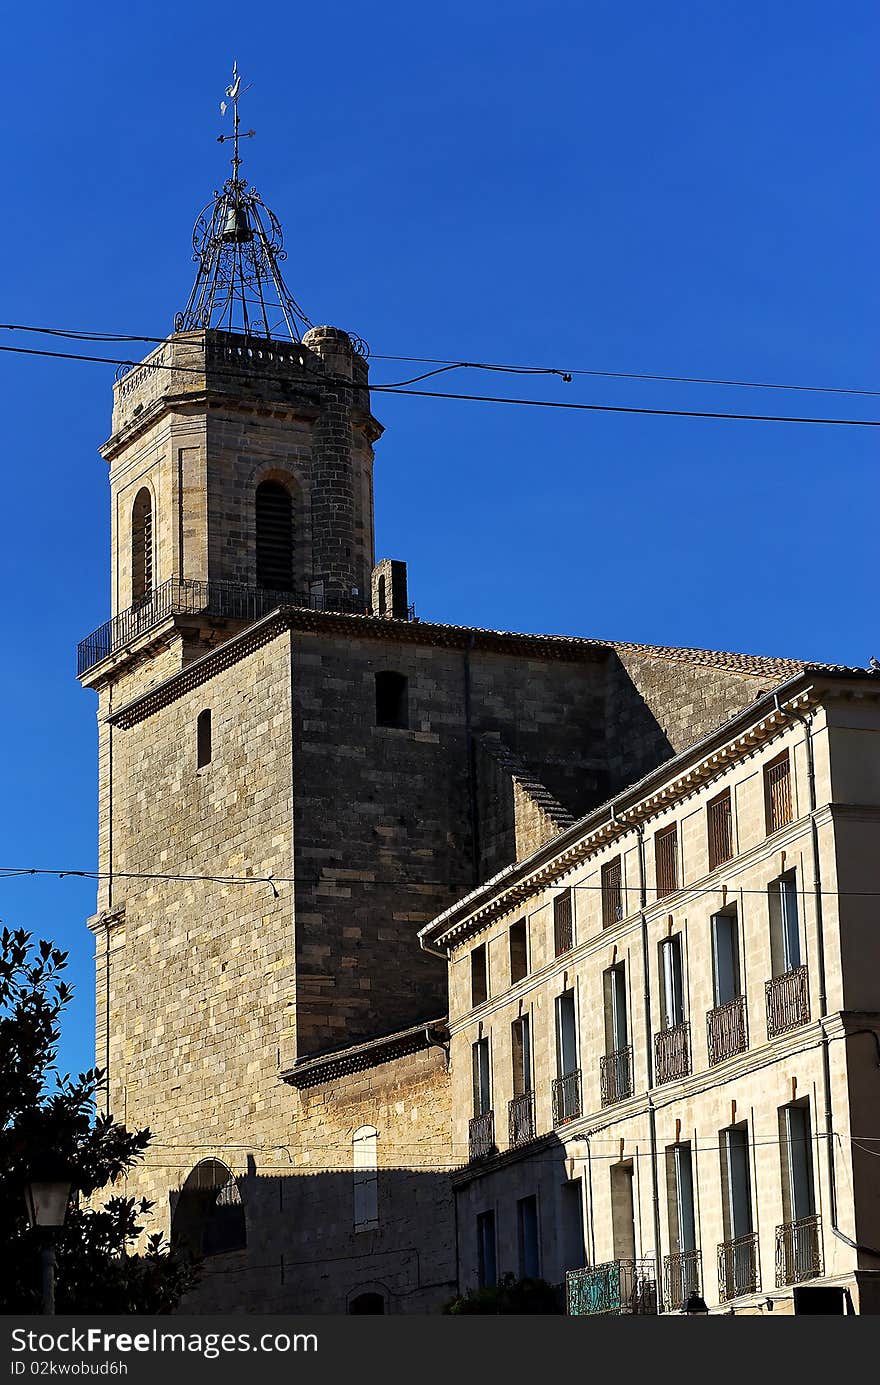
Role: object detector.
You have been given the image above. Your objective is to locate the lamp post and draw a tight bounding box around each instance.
[23,1176,72,1314]
[682,1291,710,1315]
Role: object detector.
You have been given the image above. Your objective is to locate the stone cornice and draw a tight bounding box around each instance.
[280,1018,448,1089]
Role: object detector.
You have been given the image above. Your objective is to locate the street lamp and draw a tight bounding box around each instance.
[23,1174,72,1314]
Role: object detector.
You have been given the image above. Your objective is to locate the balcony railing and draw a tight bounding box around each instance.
[717,1231,759,1301]
[567,1259,657,1316]
[600,1045,633,1106]
[468,1110,495,1162]
[664,1249,702,1312]
[77,575,415,677]
[775,1215,822,1287]
[654,1022,691,1085]
[552,1070,582,1127]
[766,966,810,1039]
[707,994,748,1066]
[508,1091,536,1149]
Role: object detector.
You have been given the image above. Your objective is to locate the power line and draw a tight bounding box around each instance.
[0,334,878,430]
[3,321,878,398]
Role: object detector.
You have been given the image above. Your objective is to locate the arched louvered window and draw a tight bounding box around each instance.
[131,488,153,606]
[353,1125,379,1230]
[256,480,294,591]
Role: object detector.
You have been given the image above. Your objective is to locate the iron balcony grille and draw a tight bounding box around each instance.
[664,1249,702,1312]
[717,1231,759,1302]
[567,1259,657,1316]
[654,1022,691,1086]
[508,1091,536,1149]
[707,791,733,872]
[707,994,748,1066]
[468,1110,495,1162]
[600,1045,633,1106]
[554,891,574,956]
[601,858,623,927]
[655,825,679,899]
[766,966,810,1039]
[775,1215,822,1287]
[764,753,793,834]
[552,1070,582,1127]
[77,575,415,677]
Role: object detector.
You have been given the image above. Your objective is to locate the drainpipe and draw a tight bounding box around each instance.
[636,821,664,1310]
[774,694,880,1261]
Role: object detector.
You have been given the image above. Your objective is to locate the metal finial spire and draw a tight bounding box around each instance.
[174,64,313,341]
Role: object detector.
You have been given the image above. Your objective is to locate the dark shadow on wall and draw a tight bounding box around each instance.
[169,1161,459,1315]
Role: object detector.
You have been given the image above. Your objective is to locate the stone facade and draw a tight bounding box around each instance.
[423,671,880,1315]
[81,321,831,1313]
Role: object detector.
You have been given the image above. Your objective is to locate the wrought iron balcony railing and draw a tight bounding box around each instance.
[775,1214,822,1287]
[707,994,748,1066]
[717,1230,759,1302]
[468,1110,495,1162]
[654,1021,691,1085]
[567,1259,658,1316]
[508,1091,536,1149]
[552,1070,582,1127]
[766,966,810,1039]
[664,1249,702,1312]
[600,1045,633,1106]
[77,575,415,677]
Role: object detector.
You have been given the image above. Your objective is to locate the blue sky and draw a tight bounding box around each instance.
[0,1,876,1082]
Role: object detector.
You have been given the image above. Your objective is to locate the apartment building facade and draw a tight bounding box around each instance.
[420,668,880,1315]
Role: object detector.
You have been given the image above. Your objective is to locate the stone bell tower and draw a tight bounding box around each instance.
[88,81,384,684]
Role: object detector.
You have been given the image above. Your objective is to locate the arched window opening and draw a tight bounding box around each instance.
[375,672,408,729]
[171,1159,246,1257]
[353,1125,378,1231]
[377,574,387,616]
[197,709,212,768]
[131,488,153,606]
[349,1291,385,1314]
[256,480,294,592]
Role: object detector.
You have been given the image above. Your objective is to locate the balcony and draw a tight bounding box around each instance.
[654,1022,691,1085]
[468,1110,495,1162]
[77,574,414,677]
[567,1259,657,1316]
[717,1231,759,1302]
[664,1249,702,1312]
[766,966,810,1039]
[552,1070,582,1127]
[600,1045,633,1106]
[775,1215,822,1287]
[508,1091,536,1149]
[707,995,748,1066]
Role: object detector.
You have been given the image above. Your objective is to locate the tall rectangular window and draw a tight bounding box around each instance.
[601,856,623,926]
[554,890,574,955]
[517,1195,540,1279]
[721,1125,753,1240]
[197,709,212,768]
[471,945,488,1007]
[477,1210,497,1287]
[707,790,733,871]
[769,871,801,975]
[555,990,578,1077]
[659,935,685,1030]
[511,1015,532,1097]
[764,751,793,835]
[509,918,528,984]
[655,824,679,899]
[668,1142,697,1254]
[559,1179,585,1275]
[604,963,628,1053]
[781,1102,816,1222]
[472,1037,491,1117]
[711,908,741,1007]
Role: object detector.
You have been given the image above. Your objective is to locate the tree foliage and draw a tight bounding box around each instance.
[0,925,199,1312]
[444,1272,562,1314]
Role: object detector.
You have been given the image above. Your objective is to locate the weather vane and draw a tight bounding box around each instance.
[217,61,254,181]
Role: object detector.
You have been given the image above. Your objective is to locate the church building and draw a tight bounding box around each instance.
[77,91,866,1313]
